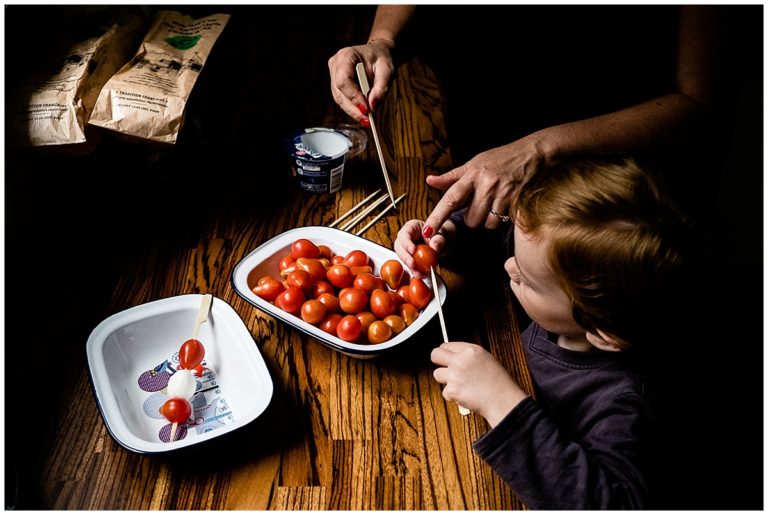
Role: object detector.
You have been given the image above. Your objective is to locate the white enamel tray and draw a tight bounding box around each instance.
[232,227,446,358]
[86,294,273,453]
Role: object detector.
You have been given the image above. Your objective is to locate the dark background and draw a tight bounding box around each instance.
[4,5,763,509]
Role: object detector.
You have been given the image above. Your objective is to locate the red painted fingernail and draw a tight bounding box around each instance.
[423,225,434,238]
[357,104,368,116]
[360,118,370,128]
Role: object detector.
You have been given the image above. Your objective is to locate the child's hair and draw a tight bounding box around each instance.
[513,155,705,348]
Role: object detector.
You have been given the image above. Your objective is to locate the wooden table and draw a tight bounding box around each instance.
[5,9,531,509]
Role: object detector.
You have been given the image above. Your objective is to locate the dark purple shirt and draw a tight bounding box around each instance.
[473,322,651,509]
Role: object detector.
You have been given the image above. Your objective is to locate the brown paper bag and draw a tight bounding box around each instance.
[88,10,230,145]
[7,10,144,148]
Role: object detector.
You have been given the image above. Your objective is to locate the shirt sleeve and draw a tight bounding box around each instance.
[473,394,649,509]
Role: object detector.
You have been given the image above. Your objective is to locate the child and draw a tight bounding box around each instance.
[394,156,706,509]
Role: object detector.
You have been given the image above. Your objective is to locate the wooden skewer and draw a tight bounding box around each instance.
[430,266,471,417]
[170,422,178,442]
[329,189,382,228]
[192,294,213,339]
[339,193,390,232]
[354,193,407,236]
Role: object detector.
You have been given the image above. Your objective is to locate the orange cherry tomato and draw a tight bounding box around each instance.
[396,285,410,304]
[367,320,392,344]
[412,244,438,274]
[291,238,320,260]
[408,277,432,309]
[252,276,285,301]
[286,269,316,291]
[349,265,373,276]
[318,244,333,260]
[316,292,340,314]
[372,276,388,292]
[388,290,403,307]
[383,314,407,335]
[337,314,363,342]
[344,249,370,268]
[398,303,420,326]
[275,286,305,314]
[300,299,327,325]
[179,338,205,370]
[339,287,368,314]
[320,313,343,335]
[369,289,396,319]
[326,264,354,289]
[355,311,376,333]
[380,259,404,290]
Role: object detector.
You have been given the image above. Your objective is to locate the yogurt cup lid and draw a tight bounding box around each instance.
[288,128,352,160]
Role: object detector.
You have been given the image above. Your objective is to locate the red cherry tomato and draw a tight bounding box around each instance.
[369,289,396,319]
[354,272,378,293]
[337,314,363,342]
[252,276,285,301]
[367,320,393,344]
[380,259,404,290]
[296,257,327,281]
[291,238,321,260]
[311,280,335,298]
[344,249,370,267]
[319,313,343,335]
[275,286,305,314]
[286,269,316,291]
[388,290,403,307]
[396,285,410,304]
[160,397,192,423]
[318,244,334,260]
[413,244,438,274]
[316,292,340,314]
[279,254,296,272]
[408,277,433,309]
[327,264,354,289]
[300,299,327,325]
[179,339,205,370]
[331,255,345,265]
[383,314,407,335]
[339,287,368,314]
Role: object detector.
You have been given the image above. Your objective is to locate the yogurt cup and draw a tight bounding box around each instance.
[288,128,352,194]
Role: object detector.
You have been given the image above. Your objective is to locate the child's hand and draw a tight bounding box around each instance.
[431,342,528,427]
[394,219,455,278]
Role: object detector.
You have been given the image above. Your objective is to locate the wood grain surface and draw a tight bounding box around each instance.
[5,8,530,510]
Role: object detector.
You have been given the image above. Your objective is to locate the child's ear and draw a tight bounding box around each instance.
[585,330,628,352]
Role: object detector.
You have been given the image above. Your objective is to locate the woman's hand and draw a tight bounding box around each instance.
[328,40,395,125]
[431,342,528,427]
[394,219,455,279]
[422,135,548,238]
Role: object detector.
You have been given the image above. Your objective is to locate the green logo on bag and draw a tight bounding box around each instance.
[165,34,201,50]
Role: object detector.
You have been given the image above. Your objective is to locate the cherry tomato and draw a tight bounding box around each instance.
[380,259,404,290]
[312,280,335,298]
[356,311,376,333]
[413,244,438,273]
[300,299,327,325]
[354,272,378,293]
[339,287,368,314]
[160,397,192,423]
[286,269,316,291]
[296,257,327,281]
[372,277,388,292]
[344,249,370,268]
[291,238,320,260]
[275,286,305,314]
[319,313,343,335]
[367,320,393,344]
[331,255,345,265]
[327,264,354,289]
[279,254,296,272]
[337,314,363,342]
[399,303,420,326]
[408,277,432,309]
[383,314,407,335]
[396,285,410,304]
[318,244,334,260]
[369,289,396,319]
[252,276,285,301]
[179,338,205,370]
[349,265,373,276]
[316,292,340,314]
[388,290,403,307]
